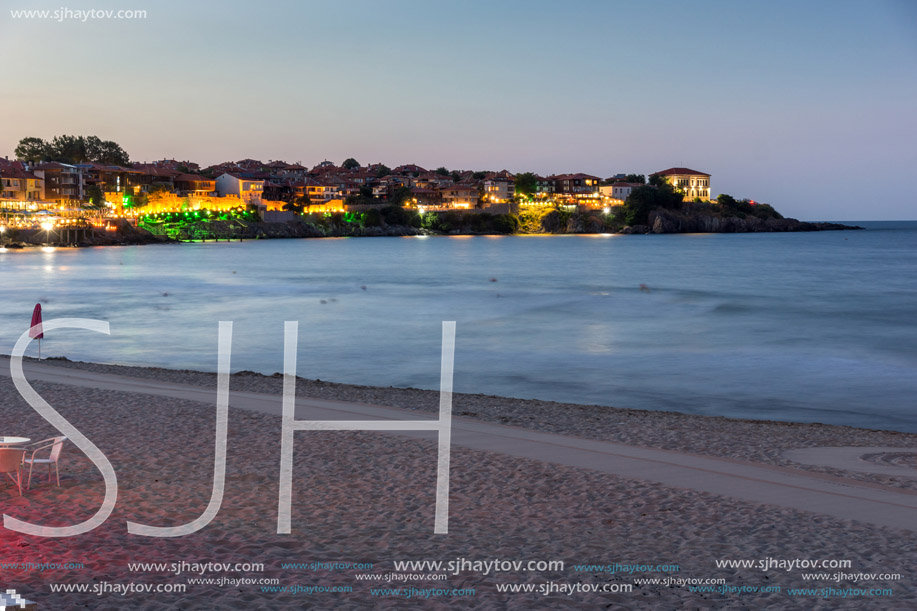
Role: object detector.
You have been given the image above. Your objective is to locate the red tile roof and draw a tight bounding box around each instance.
[394,164,427,173]
[0,167,41,180]
[651,167,710,177]
[550,173,602,181]
[135,165,180,178]
[221,172,265,182]
[173,173,214,183]
[304,177,338,188]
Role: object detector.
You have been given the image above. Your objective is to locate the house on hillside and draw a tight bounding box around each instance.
[650,167,711,201]
[215,173,264,204]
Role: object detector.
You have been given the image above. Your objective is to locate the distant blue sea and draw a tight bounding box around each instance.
[2,221,916,432]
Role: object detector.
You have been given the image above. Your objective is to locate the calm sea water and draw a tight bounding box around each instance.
[2,222,916,432]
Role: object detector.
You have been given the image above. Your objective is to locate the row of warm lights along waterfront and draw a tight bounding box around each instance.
[1,159,714,235]
[0,192,686,236]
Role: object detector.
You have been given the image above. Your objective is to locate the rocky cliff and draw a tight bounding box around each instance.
[621,209,861,234]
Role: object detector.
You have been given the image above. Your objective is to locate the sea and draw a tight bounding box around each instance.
[2,221,915,432]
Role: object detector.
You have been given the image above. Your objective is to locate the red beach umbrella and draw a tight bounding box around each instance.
[29,303,43,359]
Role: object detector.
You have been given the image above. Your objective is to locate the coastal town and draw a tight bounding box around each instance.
[3,135,850,245]
[0,136,715,241]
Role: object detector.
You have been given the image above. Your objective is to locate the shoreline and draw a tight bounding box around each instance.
[13,355,917,491]
[0,222,863,250]
[0,215,864,249]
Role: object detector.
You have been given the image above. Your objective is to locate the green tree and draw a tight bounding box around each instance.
[14,137,49,163]
[625,174,645,184]
[82,185,107,217]
[83,136,104,161]
[753,203,782,220]
[342,158,360,170]
[492,214,519,234]
[716,193,781,219]
[435,166,450,176]
[97,140,130,166]
[389,185,413,206]
[647,173,668,187]
[514,172,538,198]
[381,204,411,225]
[85,184,105,205]
[362,208,382,227]
[716,194,751,218]
[450,170,462,182]
[623,183,684,226]
[283,201,304,214]
[17,134,131,165]
[376,164,392,178]
[49,135,90,163]
[472,171,486,180]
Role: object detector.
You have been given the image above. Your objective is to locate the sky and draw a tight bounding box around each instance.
[1,0,915,220]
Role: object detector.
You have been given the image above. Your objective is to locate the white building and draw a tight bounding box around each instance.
[599,182,642,202]
[215,173,264,204]
[650,167,711,201]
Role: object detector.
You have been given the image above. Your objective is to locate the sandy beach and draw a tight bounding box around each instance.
[1,357,915,609]
[5,1,915,609]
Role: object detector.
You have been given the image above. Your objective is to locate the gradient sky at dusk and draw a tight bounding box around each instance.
[2,0,915,219]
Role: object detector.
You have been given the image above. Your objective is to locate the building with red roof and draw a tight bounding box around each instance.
[440,184,479,209]
[650,168,711,201]
[550,173,601,196]
[0,163,45,201]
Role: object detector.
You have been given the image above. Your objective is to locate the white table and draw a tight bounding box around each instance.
[0,436,30,447]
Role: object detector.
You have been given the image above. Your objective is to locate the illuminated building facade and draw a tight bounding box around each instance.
[650,167,711,201]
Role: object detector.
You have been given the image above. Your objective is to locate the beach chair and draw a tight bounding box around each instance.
[23,436,67,489]
[0,448,27,495]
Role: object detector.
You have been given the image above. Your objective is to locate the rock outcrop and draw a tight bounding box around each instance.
[645,209,861,234]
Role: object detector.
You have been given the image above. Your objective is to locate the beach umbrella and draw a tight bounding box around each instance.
[29,303,43,359]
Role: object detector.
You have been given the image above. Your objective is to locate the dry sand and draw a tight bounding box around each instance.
[0,359,914,609]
